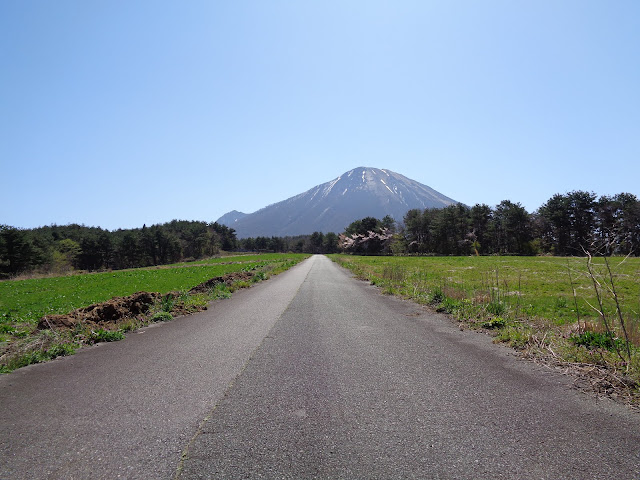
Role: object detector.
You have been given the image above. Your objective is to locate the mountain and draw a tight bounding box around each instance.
[217,167,460,238]
[216,210,248,227]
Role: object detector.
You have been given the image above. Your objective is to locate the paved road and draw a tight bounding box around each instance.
[2,255,640,479]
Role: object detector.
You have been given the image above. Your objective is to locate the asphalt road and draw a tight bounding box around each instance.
[2,255,640,479]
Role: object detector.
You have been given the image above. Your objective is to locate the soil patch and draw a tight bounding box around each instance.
[188,271,253,294]
[38,291,163,330]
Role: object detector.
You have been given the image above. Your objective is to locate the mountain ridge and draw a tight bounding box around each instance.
[217,167,459,238]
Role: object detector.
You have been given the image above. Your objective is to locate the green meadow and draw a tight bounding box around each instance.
[0,254,307,326]
[329,255,640,326]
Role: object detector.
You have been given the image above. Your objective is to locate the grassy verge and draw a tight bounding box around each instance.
[329,254,640,406]
[0,253,309,372]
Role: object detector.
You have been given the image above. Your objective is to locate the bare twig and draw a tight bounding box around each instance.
[584,250,627,364]
[566,260,582,332]
[603,256,632,369]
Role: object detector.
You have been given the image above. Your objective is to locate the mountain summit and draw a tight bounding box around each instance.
[218,167,459,238]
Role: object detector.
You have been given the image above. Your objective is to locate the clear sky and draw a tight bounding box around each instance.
[2,1,639,231]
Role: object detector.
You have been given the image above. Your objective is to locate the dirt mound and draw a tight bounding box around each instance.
[38,291,163,330]
[188,271,254,294]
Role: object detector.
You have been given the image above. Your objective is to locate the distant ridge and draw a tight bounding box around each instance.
[217,167,459,238]
[216,210,248,226]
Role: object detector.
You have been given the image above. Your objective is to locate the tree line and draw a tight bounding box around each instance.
[0,221,237,278]
[3,190,638,277]
[339,191,640,256]
[0,221,344,278]
[236,232,340,255]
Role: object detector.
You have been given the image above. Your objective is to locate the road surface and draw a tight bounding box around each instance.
[1,255,639,479]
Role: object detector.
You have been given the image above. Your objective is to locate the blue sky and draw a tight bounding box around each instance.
[2,1,639,231]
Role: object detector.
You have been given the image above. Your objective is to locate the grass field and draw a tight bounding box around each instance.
[329,255,640,326]
[0,253,309,372]
[164,253,304,267]
[330,254,640,401]
[0,253,308,326]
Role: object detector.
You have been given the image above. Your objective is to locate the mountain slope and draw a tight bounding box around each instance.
[218,167,459,238]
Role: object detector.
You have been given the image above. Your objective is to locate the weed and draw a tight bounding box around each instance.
[160,294,175,313]
[485,301,506,316]
[481,317,507,329]
[1,341,78,372]
[229,281,251,291]
[382,264,407,283]
[437,297,460,314]
[181,293,209,310]
[496,326,534,349]
[583,252,636,367]
[428,286,445,304]
[151,312,173,322]
[554,296,568,309]
[211,283,232,299]
[47,342,78,357]
[119,318,143,332]
[383,284,397,295]
[251,271,268,283]
[0,324,15,334]
[569,330,626,352]
[89,329,125,343]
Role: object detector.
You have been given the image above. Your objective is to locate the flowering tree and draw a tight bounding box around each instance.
[339,227,393,254]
